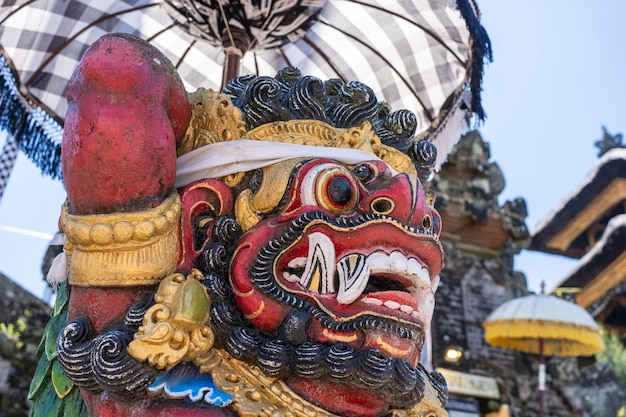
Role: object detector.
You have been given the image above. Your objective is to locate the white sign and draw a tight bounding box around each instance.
[437,368,500,399]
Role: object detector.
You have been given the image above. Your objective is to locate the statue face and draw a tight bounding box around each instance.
[51,39,449,415]
[211,157,442,413]
[56,133,447,416]
[231,158,443,366]
[56,153,446,417]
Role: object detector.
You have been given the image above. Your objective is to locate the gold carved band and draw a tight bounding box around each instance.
[61,192,181,287]
[177,89,417,178]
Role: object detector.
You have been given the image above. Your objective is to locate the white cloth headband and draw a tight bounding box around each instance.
[175,139,392,188]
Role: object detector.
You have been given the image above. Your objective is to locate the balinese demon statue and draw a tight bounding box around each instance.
[30,33,448,417]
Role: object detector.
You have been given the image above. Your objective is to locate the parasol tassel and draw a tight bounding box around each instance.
[0,54,63,180]
[453,0,493,122]
[430,90,473,169]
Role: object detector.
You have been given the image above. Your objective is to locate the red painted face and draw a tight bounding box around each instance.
[52,34,449,417]
[230,158,443,366]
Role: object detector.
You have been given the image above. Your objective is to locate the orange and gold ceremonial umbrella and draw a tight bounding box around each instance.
[483,293,604,417]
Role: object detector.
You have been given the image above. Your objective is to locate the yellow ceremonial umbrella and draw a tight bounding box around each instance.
[483,291,604,417]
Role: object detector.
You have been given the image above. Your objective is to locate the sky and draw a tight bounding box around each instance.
[1,0,625,300]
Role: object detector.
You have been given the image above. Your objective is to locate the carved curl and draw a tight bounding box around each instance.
[127,271,217,372]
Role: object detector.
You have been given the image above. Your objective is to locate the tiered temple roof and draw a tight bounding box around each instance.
[530,129,626,338]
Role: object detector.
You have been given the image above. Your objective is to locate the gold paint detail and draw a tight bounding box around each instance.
[127,270,218,372]
[175,88,415,177]
[235,159,305,232]
[244,301,265,320]
[234,189,262,232]
[425,191,436,208]
[246,120,415,177]
[177,88,246,156]
[211,350,336,417]
[376,336,411,356]
[62,192,181,287]
[308,266,321,292]
[223,172,247,188]
[252,159,303,212]
[322,329,358,343]
[210,349,446,416]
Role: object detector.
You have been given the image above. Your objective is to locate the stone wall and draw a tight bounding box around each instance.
[429,131,585,417]
[0,273,50,417]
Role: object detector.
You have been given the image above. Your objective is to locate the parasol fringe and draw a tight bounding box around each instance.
[484,319,604,357]
[430,93,471,170]
[453,0,493,122]
[0,54,63,180]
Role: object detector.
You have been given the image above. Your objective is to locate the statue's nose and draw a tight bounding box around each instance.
[359,173,415,221]
[359,173,440,235]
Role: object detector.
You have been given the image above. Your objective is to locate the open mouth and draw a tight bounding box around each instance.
[283,234,435,308]
[272,216,443,328]
[234,211,443,365]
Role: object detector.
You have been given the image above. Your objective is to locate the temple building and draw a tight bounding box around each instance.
[531,127,626,339]
[429,130,586,417]
[529,127,626,416]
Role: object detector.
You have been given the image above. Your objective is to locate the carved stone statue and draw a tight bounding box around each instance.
[30,33,448,417]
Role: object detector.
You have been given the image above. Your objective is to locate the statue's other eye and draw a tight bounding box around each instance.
[301,164,359,212]
[353,163,375,183]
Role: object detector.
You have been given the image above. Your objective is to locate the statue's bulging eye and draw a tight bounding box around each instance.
[301,164,359,212]
[318,173,357,211]
[327,176,353,206]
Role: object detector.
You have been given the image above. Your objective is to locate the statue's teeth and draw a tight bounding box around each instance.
[292,241,436,308]
[406,258,430,289]
[367,252,390,274]
[283,271,300,283]
[400,305,414,314]
[389,251,407,271]
[416,266,431,290]
[288,257,307,268]
[336,254,369,304]
[299,232,336,293]
[362,297,383,306]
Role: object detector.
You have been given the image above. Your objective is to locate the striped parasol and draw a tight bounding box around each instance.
[0,0,491,198]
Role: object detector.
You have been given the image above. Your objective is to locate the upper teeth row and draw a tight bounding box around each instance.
[376,214,436,236]
[282,232,437,305]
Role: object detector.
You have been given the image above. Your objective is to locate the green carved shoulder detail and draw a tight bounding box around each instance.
[28,282,88,417]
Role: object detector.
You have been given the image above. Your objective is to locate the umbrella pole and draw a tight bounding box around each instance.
[220,27,250,91]
[538,338,545,417]
[221,50,242,91]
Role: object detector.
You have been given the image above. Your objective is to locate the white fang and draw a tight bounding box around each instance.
[336,254,368,304]
[299,232,336,293]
